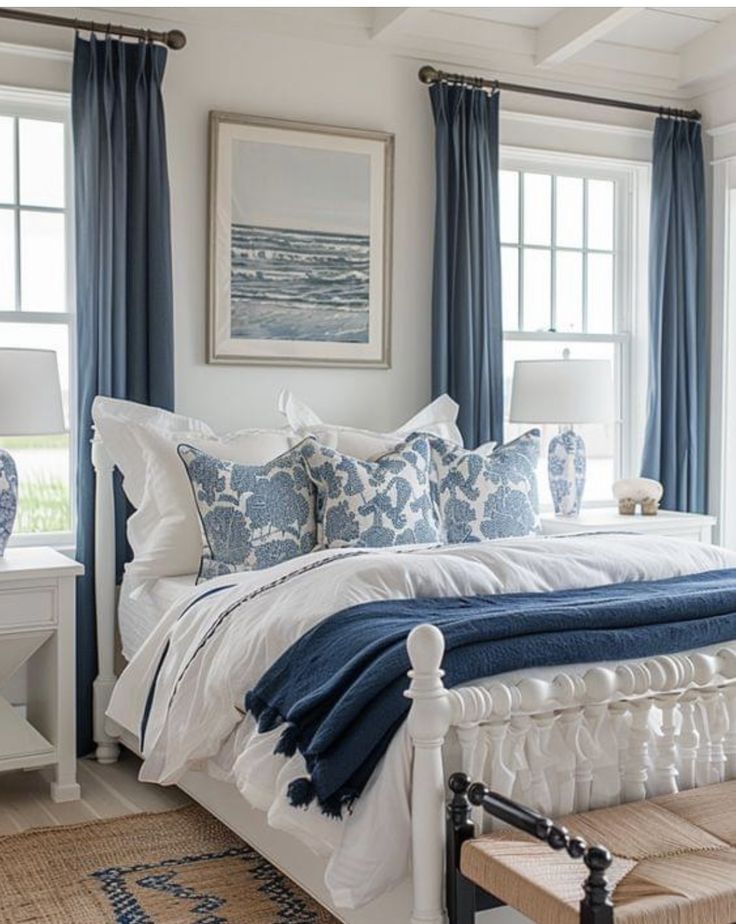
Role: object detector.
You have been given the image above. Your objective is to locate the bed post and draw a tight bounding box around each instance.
[91,433,120,764]
[406,624,453,924]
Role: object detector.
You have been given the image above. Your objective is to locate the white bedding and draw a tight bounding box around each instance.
[118,573,197,660]
[108,533,736,909]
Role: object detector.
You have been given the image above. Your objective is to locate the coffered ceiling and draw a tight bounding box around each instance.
[366,6,736,97]
[21,6,736,102]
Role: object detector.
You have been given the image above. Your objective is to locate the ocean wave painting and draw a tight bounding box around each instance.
[230,224,370,343]
[209,115,391,366]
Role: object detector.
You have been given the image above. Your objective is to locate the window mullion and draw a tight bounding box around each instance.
[12,117,20,312]
[550,176,556,332]
[517,172,524,331]
[14,204,66,216]
[582,178,589,334]
[0,310,72,324]
[503,330,624,344]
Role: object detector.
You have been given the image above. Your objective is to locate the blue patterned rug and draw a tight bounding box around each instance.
[0,804,339,923]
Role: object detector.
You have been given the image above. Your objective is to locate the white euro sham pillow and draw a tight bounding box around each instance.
[278,389,464,458]
[92,396,310,580]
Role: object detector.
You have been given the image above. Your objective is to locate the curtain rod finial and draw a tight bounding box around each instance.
[166,29,186,49]
[418,65,439,85]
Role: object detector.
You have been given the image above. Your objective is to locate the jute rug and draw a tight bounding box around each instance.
[0,804,340,923]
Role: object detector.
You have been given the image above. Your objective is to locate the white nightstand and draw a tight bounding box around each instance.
[541,507,716,544]
[0,547,83,802]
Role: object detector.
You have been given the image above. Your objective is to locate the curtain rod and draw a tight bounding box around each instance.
[418,65,701,122]
[0,7,186,49]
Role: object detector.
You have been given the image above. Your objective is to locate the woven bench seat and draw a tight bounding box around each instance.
[459,779,736,924]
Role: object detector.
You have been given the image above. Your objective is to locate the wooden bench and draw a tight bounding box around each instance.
[447,772,736,924]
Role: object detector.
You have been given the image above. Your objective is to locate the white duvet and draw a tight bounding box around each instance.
[108,533,736,908]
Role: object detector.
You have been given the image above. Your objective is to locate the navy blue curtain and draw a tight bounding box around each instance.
[641,117,707,513]
[429,84,503,448]
[73,35,174,754]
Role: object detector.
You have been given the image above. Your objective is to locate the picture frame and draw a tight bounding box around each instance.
[207,111,394,367]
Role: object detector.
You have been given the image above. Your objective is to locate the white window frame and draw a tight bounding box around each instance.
[0,86,76,549]
[500,146,650,508]
[710,154,736,548]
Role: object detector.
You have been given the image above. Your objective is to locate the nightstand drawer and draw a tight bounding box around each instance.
[0,587,56,629]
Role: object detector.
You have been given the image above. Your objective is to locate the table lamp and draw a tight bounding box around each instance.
[0,349,66,554]
[509,350,614,517]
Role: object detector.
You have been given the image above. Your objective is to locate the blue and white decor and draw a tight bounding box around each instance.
[0,450,17,557]
[0,347,66,557]
[548,428,586,518]
[302,435,440,549]
[209,112,393,367]
[509,354,614,518]
[430,430,540,543]
[178,442,317,581]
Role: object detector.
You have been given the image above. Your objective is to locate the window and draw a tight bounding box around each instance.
[500,151,647,508]
[0,91,74,544]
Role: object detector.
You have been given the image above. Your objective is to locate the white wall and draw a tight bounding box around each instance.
[0,11,665,436]
[162,29,436,433]
[696,83,736,160]
[695,82,736,542]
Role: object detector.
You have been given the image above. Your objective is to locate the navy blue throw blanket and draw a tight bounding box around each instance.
[245,568,736,818]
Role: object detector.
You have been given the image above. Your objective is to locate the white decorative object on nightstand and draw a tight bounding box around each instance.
[0,547,83,801]
[541,507,716,544]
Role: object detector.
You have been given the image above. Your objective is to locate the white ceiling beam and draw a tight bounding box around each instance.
[679,12,736,88]
[377,10,535,57]
[535,7,644,68]
[575,41,679,82]
[370,8,416,41]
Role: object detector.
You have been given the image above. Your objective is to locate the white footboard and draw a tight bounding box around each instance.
[405,623,736,924]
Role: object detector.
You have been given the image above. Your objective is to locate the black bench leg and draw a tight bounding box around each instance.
[579,846,614,924]
[447,774,478,924]
[451,773,616,924]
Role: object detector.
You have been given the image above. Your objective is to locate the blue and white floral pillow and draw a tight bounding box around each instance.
[429,430,541,544]
[177,442,317,582]
[302,435,440,549]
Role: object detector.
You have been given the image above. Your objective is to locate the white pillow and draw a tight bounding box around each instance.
[278,390,464,459]
[92,397,310,580]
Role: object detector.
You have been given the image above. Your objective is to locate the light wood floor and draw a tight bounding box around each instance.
[0,749,190,834]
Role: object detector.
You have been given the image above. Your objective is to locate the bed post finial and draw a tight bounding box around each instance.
[407,623,445,688]
[91,432,120,764]
[406,624,452,924]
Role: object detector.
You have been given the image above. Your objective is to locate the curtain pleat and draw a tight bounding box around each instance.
[641,117,707,513]
[429,84,504,448]
[72,35,174,754]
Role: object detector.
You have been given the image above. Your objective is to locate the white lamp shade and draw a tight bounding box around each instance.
[0,348,65,436]
[509,358,614,425]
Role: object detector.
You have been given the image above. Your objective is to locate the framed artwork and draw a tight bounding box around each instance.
[207,112,394,367]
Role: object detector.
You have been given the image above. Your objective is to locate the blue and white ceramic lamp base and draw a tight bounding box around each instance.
[0,448,18,556]
[548,427,586,518]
